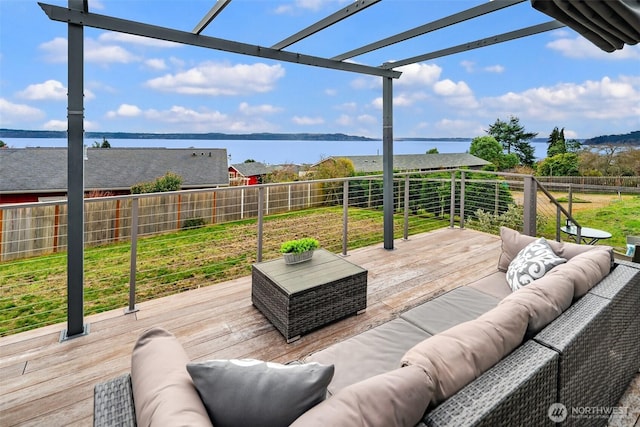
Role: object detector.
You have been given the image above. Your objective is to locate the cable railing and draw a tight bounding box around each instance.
[1,171,636,336]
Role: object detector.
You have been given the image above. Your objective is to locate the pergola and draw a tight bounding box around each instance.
[38,0,639,339]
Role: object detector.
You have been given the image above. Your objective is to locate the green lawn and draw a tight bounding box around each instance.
[0,206,446,336]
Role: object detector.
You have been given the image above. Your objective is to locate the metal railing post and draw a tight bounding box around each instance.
[459,171,466,229]
[449,171,456,228]
[523,176,537,236]
[342,180,349,256]
[126,197,139,314]
[257,186,264,262]
[403,175,409,240]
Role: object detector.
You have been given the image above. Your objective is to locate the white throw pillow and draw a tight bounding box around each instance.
[506,237,567,292]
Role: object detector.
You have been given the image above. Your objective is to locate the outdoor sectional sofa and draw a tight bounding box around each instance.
[94,227,640,427]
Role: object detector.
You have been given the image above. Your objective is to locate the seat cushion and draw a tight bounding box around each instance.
[467,271,511,300]
[401,302,529,405]
[290,365,435,427]
[400,287,500,335]
[304,318,432,395]
[130,327,213,427]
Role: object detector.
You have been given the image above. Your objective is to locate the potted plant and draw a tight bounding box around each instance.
[280,237,319,264]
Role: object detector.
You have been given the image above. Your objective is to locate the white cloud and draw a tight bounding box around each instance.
[145,105,228,124]
[547,35,640,60]
[357,114,376,125]
[336,114,353,126]
[18,80,67,101]
[292,115,324,125]
[433,79,479,108]
[484,65,505,73]
[336,102,357,112]
[0,98,45,125]
[17,80,96,101]
[145,62,286,96]
[395,63,442,87]
[433,119,484,137]
[145,58,167,71]
[39,37,140,64]
[106,104,142,118]
[42,120,67,131]
[484,75,640,122]
[461,60,475,73]
[238,102,282,115]
[274,0,349,14]
[98,33,180,48]
[371,91,428,109]
[325,88,337,96]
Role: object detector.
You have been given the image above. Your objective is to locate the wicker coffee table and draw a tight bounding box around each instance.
[252,249,368,342]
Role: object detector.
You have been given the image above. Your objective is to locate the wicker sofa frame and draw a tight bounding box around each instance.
[94,261,640,427]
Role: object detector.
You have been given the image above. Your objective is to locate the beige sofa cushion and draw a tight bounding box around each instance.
[499,266,575,335]
[467,271,511,300]
[399,287,499,335]
[401,302,529,404]
[304,318,431,395]
[498,226,599,272]
[290,365,434,427]
[131,327,212,427]
[557,248,612,298]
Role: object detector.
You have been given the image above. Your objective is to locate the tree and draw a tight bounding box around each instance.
[92,137,111,148]
[469,136,518,171]
[536,153,579,176]
[426,148,439,154]
[487,116,537,167]
[131,172,183,194]
[311,158,355,180]
[546,127,566,157]
[0,140,6,148]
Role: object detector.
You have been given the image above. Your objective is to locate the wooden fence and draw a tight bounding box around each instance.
[0,182,323,261]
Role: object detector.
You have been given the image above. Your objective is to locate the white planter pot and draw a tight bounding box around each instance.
[283,250,314,265]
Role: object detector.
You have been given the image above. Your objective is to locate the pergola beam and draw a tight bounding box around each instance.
[38,2,401,78]
[192,0,232,35]
[383,20,565,69]
[271,0,381,50]
[332,0,525,61]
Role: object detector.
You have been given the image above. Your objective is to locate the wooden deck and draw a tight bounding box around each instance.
[0,228,637,426]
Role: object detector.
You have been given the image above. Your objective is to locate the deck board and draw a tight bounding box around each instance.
[1,228,636,426]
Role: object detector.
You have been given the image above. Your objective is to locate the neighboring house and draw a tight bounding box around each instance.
[228,162,269,185]
[0,147,229,204]
[313,153,491,174]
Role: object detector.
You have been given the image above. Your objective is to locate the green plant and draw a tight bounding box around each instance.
[182,217,206,229]
[280,237,320,254]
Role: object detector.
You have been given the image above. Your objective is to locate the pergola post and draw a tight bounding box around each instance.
[61,0,89,340]
[382,77,394,250]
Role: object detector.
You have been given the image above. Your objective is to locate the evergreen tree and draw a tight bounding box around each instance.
[487,116,537,167]
[547,127,567,157]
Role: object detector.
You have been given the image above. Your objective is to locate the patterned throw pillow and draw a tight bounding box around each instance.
[506,237,567,292]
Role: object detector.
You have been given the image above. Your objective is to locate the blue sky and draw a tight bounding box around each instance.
[1,0,638,140]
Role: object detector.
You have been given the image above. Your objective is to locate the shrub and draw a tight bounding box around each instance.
[182,217,206,230]
[280,238,320,254]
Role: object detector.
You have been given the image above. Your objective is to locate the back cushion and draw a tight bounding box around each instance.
[131,327,213,427]
[289,365,434,427]
[401,302,529,405]
[497,226,601,272]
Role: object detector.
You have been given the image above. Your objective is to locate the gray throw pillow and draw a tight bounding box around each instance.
[506,237,567,291]
[186,359,334,427]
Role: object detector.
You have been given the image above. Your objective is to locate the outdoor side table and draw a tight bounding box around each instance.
[251,249,368,342]
[560,225,612,245]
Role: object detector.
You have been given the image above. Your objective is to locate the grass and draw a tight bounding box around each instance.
[0,206,447,336]
[538,194,640,253]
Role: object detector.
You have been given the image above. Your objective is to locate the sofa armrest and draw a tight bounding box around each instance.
[94,373,136,427]
[423,340,558,427]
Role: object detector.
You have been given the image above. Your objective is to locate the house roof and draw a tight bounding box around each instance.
[0,147,229,193]
[321,153,491,173]
[230,162,269,177]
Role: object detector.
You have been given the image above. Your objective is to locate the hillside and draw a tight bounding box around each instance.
[583,131,639,145]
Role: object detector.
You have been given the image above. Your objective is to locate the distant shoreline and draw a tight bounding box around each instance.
[2,128,638,145]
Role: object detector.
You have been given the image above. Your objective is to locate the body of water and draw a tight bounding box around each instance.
[3,138,550,165]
